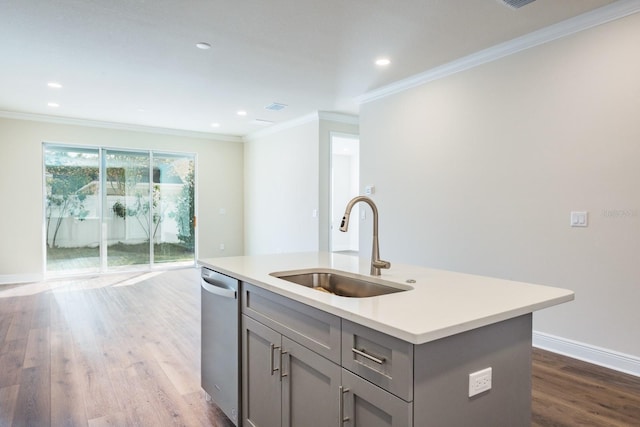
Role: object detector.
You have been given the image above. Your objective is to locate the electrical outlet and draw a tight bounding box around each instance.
[469,367,492,397]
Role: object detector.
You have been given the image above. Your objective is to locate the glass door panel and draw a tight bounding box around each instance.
[152,153,195,265]
[44,145,101,274]
[104,149,151,269]
[44,144,196,276]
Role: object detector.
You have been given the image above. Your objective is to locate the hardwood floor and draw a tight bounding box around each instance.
[0,268,233,427]
[1,267,638,426]
[532,348,640,427]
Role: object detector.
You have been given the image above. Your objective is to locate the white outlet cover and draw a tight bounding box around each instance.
[469,367,492,397]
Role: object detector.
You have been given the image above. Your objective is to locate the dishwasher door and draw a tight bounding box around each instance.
[201,267,240,425]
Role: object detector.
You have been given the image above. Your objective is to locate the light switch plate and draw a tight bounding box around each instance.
[570,211,588,227]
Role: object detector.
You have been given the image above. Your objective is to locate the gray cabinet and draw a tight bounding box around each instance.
[242,315,282,427]
[282,337,341,427]
[242,283,415,427]
[242,315,341,427]
[234,278,534,427]
[242,282,341,362]
[342,319,414,402]
[341,369,413,427]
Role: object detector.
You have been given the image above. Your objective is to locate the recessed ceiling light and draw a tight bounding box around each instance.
[196,42,211,50]
[237,110,247,116]
[375,58,391,66]
[47,102,60,108]
[47,82,62,89]
[210,122,220,128]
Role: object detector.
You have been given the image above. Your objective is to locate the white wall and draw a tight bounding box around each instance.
[360,13,640,359]
[244,114,359,255]
[244,119,319,254]
[0,117,244,282]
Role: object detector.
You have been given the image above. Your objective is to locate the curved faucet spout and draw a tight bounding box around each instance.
[339,196,391,276]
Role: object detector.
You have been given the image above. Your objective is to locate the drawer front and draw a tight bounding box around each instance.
[242,282,341,363]
[342,320,414,401]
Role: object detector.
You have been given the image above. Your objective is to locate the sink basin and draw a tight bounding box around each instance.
[269,268,412,298]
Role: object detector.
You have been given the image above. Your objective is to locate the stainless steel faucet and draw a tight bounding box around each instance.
[339,196,391,276]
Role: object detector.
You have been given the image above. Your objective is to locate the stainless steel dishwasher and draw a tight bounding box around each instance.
[201,267,240,425]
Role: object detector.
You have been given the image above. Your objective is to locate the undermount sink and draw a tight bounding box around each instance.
[270,268,412,298]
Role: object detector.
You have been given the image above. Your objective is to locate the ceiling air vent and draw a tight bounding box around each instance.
[500,0,536,9]
[264,102,287,111]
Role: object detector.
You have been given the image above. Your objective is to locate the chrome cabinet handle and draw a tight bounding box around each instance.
[280,350,289,380]
[339,386,350,425]
[351,347,386,365]
[270,344,281,375]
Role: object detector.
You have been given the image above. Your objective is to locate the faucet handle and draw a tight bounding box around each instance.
[372,259,391,269]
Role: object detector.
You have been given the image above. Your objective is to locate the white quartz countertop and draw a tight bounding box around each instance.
[198,252,574,345]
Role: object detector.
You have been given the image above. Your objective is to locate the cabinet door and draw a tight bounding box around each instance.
[341,369,412,427]
[281,337,341,427]
[242,315,282,427]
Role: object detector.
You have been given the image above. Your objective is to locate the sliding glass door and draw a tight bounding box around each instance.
[104,149,151,269]
[44,146,101,273]
[44,144,196,275]
[152,153,195,264]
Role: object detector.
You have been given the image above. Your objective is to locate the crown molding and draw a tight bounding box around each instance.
[317,111,359,125]
[0,110,244,143]
[356,0,640,105]
[0,109,359,143]
[244,111,360,141]
[244,112,319,141]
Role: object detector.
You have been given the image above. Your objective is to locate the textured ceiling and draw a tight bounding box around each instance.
[0,0,617,136]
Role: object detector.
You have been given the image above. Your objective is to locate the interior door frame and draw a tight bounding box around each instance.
[329,132,360,253]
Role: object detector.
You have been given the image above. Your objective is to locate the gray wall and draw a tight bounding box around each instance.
[359,13,640,358]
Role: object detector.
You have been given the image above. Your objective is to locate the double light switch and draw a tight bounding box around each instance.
[570,211,588,227]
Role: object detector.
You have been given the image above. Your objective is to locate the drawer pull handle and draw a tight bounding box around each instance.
[352,347,386,365]
[280,350,289,380]
[270,344,281,375]
[339,386,350,424]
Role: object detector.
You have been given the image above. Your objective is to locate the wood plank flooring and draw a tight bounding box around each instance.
[0,267,639,426]
[0,269,233,427]
[532,348,640,426]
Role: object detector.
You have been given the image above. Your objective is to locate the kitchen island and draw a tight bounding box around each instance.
[199,252,574,427]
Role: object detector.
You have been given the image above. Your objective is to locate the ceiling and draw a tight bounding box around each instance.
[0,0,617,137]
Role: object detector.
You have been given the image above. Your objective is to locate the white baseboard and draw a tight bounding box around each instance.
[0,273,43,285]
[533,331,640,377]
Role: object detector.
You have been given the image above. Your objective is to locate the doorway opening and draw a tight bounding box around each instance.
[330,134,360,254]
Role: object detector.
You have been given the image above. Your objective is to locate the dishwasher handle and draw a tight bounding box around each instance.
[201,276,237,299]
